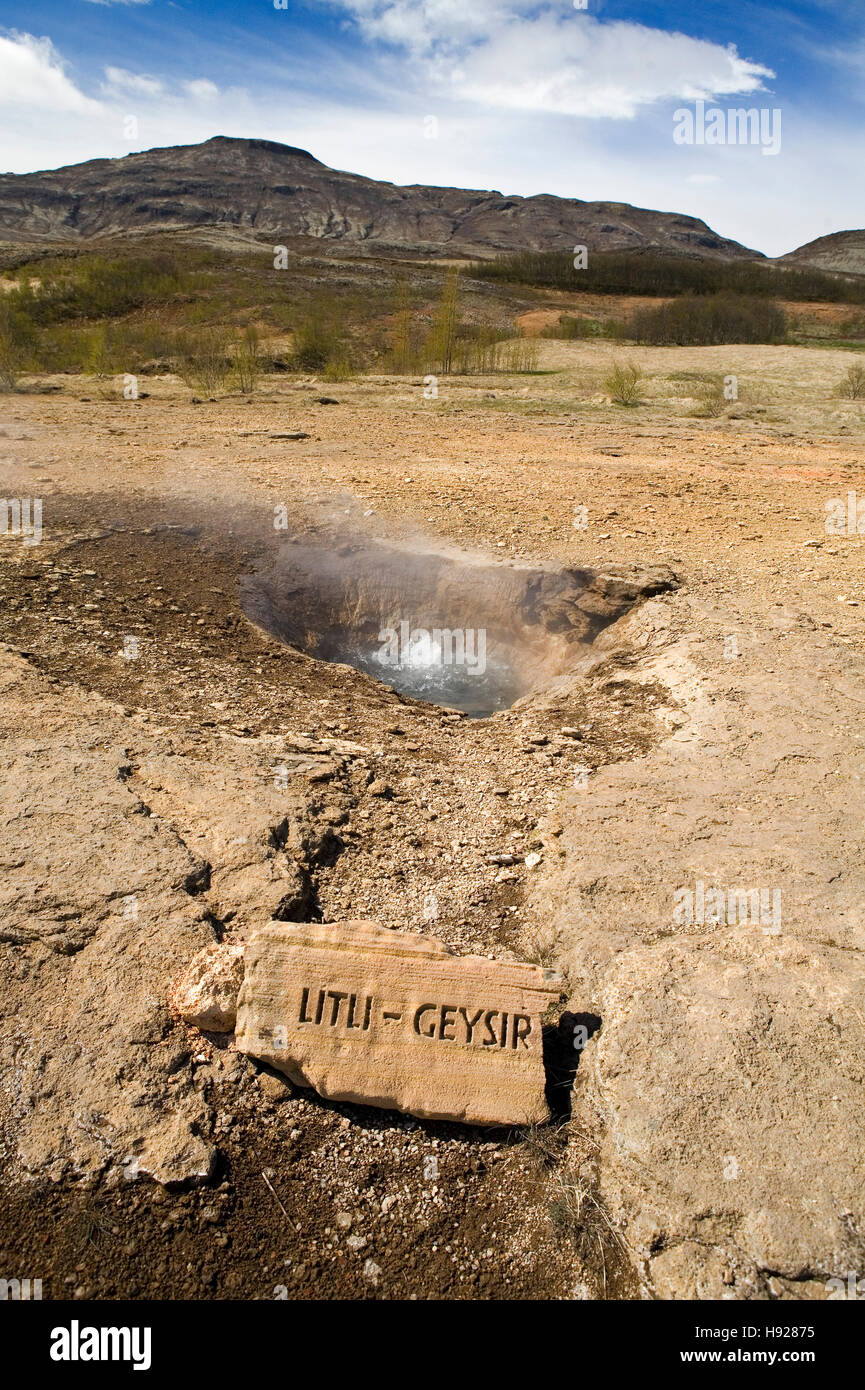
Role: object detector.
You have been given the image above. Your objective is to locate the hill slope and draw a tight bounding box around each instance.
[0,135,762,260]
[777,229,865,276]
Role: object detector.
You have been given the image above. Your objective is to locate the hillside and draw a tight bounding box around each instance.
[0,135,762,261]
[777,229,865,276]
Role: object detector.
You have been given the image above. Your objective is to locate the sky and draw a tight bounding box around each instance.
[0,1,862,255]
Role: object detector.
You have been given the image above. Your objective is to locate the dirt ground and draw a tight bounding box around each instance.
[1,338,863,1300]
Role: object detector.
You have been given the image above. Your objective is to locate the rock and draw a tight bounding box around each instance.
[256,1067,294,1102]
[271,863,317,923]
[587,932,865,1299]
[0,650,217,1184]
[367,780,391,798]
[172,941,245,1031]
[120,1112,215,1186]
[235,920,561,1126]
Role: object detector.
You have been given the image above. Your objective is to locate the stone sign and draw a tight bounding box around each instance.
[235,920,561,1126]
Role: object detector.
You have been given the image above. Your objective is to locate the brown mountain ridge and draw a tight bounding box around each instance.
[0,134,764,261]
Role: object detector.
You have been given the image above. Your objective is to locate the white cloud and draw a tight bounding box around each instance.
[325,3,773,117]
[335,0,510,54]
[102,65,165,98]
[184,79,219,101]
[0,31,102,113]
[0,24,856,259]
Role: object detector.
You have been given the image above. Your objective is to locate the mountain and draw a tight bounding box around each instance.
[0,135,762,261]
[776,230,865,276]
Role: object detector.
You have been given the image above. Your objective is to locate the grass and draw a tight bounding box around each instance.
[516,1119,632,1297]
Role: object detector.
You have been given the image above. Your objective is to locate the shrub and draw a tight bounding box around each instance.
[543,314,625,341]
[389,281,419,373]
[178,326,232,394]
[474,248,865,305]
[232,324,262,393]
[84,323,115,377]
[0,297,36,389]
[501,335,540,372]
[838,363,865,399]
[627,293,786,346]
[18,254,190,325]
[605,360,643,405]
[289,299,347,373]
[321,354,354,382]
[423,267,462,374]
[0,331,19,390]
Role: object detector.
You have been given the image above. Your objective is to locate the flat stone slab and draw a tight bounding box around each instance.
[235,920,561,1126]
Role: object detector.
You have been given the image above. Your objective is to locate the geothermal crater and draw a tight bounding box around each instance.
[242,536,676,716]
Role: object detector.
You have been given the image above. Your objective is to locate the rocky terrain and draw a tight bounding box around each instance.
[776,229,865,276]
[0,136,763,259]
[1,340,864,1300]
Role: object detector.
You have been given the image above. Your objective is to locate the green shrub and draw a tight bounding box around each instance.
[20,254,190,325]
[290,302,344,372]
[178,326,232,394]
[321,354,354,382]
[605,360,643,405]
[543,314,624,341]
[423,267,461,374]
[0,298,36,389]
[501,335,540,372]
[232,324,262,393]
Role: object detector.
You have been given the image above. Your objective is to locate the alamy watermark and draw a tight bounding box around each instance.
[50,1322,151,1370]
[673,880,782,935]
[673,100,782,157]
[826,1272,865,1300]
[377,621,486,677]
[1,498,42,546]
[0,1276,42,1300]
[826,491,865,535]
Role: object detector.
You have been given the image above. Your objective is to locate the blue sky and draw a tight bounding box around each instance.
[0,1,862,254]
